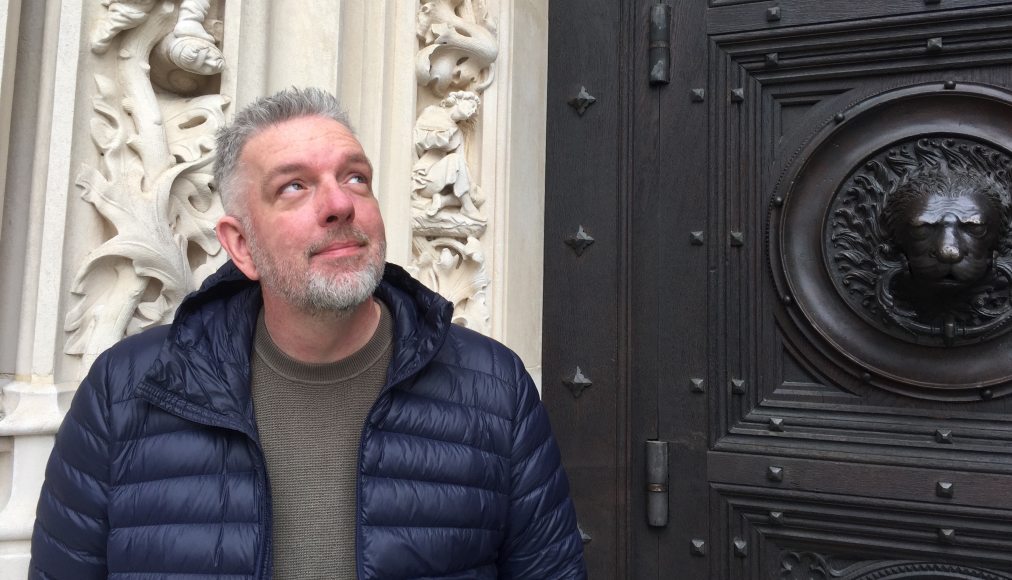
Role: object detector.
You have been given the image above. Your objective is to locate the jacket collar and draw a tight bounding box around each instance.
[135,260,453,432]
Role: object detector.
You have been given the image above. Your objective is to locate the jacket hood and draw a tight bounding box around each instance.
[135,260,453,432]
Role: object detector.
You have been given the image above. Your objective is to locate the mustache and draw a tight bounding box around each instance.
[305,227,371,257]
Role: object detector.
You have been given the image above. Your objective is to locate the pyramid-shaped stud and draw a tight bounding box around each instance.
[731,378,746,394]
[733,537,748,557]
[936,481,954,498]
[568,86,597,116]
[731,88,745,103]
[564,367,593,398]
[565,225,595,257]
[578,523,592,544]
[767,465,784,482]
[690,539,706,556]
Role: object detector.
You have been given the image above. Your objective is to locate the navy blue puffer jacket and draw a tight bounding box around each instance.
[30,262,586,579]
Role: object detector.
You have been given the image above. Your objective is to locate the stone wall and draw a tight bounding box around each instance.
[0,0,548,575]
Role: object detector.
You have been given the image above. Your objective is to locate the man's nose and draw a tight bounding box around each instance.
[316,180,355,225]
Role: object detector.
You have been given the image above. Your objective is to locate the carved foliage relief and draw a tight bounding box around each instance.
[410,0,498,332]
[65,0,228,370]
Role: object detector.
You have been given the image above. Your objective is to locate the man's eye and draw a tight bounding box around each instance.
[281,182,305,194]
[349,175,368,184]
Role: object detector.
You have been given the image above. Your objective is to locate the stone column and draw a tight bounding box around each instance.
[0,1,87,575]
[484,0,549,385]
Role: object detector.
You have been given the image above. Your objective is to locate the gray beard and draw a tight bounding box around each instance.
[243,218,385,315]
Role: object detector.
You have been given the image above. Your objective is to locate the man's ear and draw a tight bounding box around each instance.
[216,215,261,281]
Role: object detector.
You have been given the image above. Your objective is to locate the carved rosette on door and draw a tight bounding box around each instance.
[769,83,1012,401]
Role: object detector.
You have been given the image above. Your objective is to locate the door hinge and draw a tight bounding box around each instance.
[649,3,671,85]
[646,440,669,526]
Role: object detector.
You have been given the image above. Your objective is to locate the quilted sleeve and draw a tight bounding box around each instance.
[499,362,587,579]
[29,355,113,579]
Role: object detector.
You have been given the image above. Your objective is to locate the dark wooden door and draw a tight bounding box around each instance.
[544,2,1012,578]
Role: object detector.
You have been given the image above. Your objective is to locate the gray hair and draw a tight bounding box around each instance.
[214,87,354,216]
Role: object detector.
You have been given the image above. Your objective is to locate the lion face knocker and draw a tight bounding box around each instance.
[827,137,1012,346]
[882,169,1007,291]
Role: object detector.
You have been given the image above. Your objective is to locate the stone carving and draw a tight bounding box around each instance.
[410,0,498,332]
[779,551,1012,579]
[411,237,490,329]
[91,0,158,54]
[416,0,498,97]
[151,0,225,95]
[827,136,1012,347]
[412,91,484,220]
[65,0,228,371]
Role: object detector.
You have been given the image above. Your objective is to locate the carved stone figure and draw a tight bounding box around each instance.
[827,137,1012,346]
[410,0,498,333]
[412,91,483,219]
[91,0,158,54]
[150,0,225,95]
[416,0,498,96]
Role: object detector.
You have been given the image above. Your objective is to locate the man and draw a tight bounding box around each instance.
[31,87,587,579]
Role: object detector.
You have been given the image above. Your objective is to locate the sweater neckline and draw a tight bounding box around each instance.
[253,301,393,385]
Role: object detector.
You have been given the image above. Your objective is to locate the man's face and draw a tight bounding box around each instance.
[234,115,386,313]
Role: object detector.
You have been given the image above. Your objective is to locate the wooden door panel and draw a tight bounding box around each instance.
[645,0,712,577]
[546,1,1012,578]
[706,1,1012,35]
[709,55,1012,431]
[688,5,1012,577]
[544,0,636,577]
[716,485,1012,579]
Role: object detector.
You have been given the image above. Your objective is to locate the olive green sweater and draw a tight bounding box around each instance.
[251,304,392,579]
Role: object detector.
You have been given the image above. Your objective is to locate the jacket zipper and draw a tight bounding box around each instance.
[355,312,448,578]
[355,367,422,579]
[252,438,273,580]
[356,380,395,580]
[135,381,272,579]
[355,416,369,580]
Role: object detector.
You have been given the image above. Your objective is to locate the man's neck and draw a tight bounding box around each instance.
[261,295,382,364]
